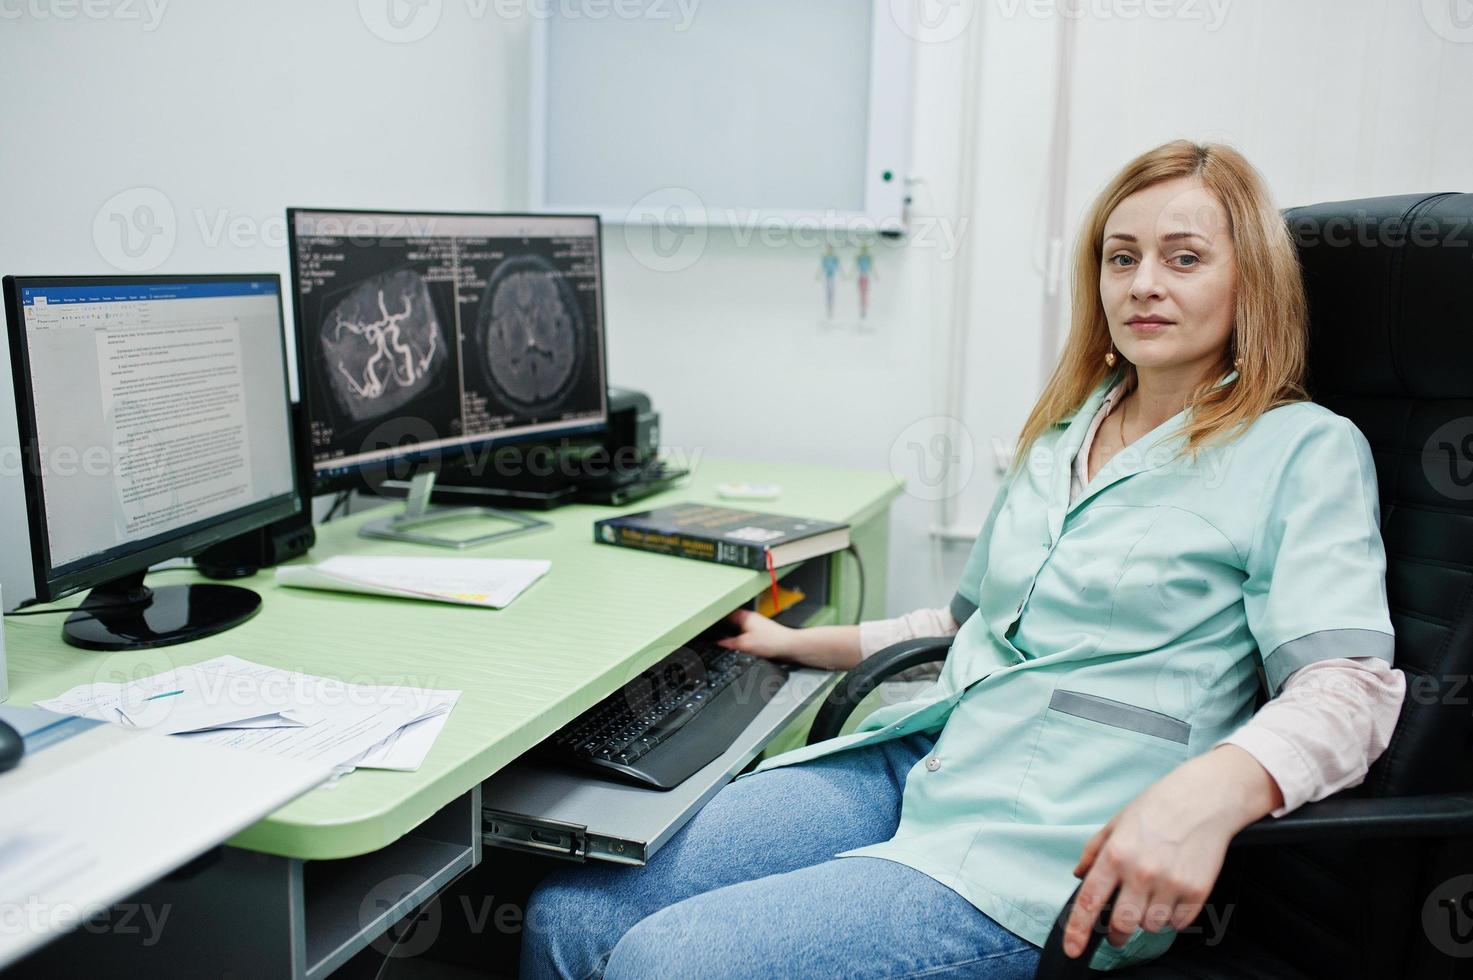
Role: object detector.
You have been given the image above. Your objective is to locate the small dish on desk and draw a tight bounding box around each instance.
[715,482,782,501]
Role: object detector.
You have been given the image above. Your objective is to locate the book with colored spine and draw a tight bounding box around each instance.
[593,504,849,571]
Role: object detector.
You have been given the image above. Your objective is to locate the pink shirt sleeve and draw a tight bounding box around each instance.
[858,608,960,659]
[1216,657,1405,817]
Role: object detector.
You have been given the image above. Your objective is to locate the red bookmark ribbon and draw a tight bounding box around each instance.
[766,550,780,615]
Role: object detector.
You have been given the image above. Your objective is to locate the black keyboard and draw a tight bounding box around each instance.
[544,636,789,789]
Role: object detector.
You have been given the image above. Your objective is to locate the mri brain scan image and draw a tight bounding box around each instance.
[477,255,583,413]
[320,269,445,423]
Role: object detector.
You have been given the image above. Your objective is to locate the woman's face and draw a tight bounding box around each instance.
[1099,176,1238,378]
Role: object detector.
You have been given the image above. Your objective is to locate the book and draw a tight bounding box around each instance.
[755,584,806,617]
[275,556,550,608]
[593,504,849,571]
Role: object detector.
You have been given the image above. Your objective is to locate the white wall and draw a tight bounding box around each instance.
[949,0,1473,535]
[3,0,1471,617]
[1062,0,1473,218]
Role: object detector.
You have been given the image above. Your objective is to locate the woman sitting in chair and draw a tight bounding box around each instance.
[520,141,1405,978]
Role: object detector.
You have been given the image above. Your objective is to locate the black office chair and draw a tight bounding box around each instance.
[807,193,1473,979]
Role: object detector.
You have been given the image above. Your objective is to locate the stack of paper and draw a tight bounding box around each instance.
[276,556,550,608]
[35,655,459,776]
[36,659,317,735]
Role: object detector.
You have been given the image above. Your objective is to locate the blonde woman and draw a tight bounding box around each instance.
[520,141,1404,978]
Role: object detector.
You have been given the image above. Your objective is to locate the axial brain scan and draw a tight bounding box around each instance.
[320,269,445,423]
[292,210,607,473]
[478,255,582,413]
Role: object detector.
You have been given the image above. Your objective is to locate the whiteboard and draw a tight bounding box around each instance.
[528,0,913,230]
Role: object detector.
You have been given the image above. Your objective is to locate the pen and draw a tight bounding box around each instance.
[144,689,184,702]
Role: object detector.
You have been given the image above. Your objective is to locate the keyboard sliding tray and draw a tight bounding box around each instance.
[481,668,835,866]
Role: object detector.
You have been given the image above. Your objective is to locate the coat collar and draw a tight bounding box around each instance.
[1053,368,1238,427]
[1042,368,1239,539]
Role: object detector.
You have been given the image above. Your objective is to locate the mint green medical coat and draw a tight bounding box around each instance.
[744,370,1395,970]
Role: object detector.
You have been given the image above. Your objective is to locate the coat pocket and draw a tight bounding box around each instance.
[1048,689,1191,745]
[1010,690,1191,827]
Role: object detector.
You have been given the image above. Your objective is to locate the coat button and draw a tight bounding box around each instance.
[925,757,941,772]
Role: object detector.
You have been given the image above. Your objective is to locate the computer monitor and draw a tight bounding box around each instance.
[287,209,609,546]
[4,274,299,650]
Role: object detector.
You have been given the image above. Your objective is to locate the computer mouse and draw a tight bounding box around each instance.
[0,719,23,773]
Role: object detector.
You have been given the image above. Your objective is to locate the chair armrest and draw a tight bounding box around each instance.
[1033,881,1113,980]
[804,636,953,745]
[1229,791,1473,845]
[1032,792,1473,978]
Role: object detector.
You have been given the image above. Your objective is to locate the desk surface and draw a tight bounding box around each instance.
[5,458,900,861]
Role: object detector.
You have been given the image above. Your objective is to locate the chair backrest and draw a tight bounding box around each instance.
[1226,193,1473,978]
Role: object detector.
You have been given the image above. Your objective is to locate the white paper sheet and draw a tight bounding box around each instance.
[171,657,430,771]
[34,655,458,777]
[0,829,95,910]
[276,556,550,608]
[357,691,460,771]
[36,660,306,735]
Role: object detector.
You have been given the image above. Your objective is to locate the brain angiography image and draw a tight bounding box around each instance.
[477,255,583,413]
[320,268,446,423]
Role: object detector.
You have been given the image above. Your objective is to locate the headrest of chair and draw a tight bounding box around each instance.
[1283,192,1473,400]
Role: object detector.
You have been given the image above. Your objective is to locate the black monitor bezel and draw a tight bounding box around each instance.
[285,207,611,496]
[3,273,302,604]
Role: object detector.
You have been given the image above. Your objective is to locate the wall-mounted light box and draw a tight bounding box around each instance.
[528,0,915,234]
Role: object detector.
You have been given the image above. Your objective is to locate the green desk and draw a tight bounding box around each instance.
[5,458,900,978]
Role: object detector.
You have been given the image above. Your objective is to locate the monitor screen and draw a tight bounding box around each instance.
[288,209,609,488]
[5,275,298,597]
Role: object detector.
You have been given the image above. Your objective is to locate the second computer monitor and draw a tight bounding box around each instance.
[287,209,609,494]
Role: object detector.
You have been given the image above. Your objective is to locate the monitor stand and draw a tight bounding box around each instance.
[358,471,550,549]
[63,569,262,652]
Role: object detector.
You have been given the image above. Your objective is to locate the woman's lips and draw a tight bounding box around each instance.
[1127,319,1173,335]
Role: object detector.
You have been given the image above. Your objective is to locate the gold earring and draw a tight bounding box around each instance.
[1233,355,1243,371]
[1104,346,1117,368]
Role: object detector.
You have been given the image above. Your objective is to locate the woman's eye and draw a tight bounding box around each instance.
[1108,254,1135,267]
[1172,253,1200,267]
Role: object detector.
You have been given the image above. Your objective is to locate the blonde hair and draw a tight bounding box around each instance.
[1013,140,1308,467]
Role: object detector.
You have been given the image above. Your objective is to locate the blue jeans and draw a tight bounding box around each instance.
[520,732,1041,979]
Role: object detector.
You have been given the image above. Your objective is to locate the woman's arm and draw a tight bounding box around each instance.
[718,607,961,672]
[1064,656,1406,958]
[858,608,960,659]
[1218,656,1405,815]
[716,610,863,670]
[1062,743,1282,957]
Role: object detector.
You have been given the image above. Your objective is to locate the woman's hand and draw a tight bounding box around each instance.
[717,609,798,659]
[1062,744,1284,958]
[717,610,862,672]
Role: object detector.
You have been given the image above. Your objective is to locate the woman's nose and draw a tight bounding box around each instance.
[1129,260,1166,302]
